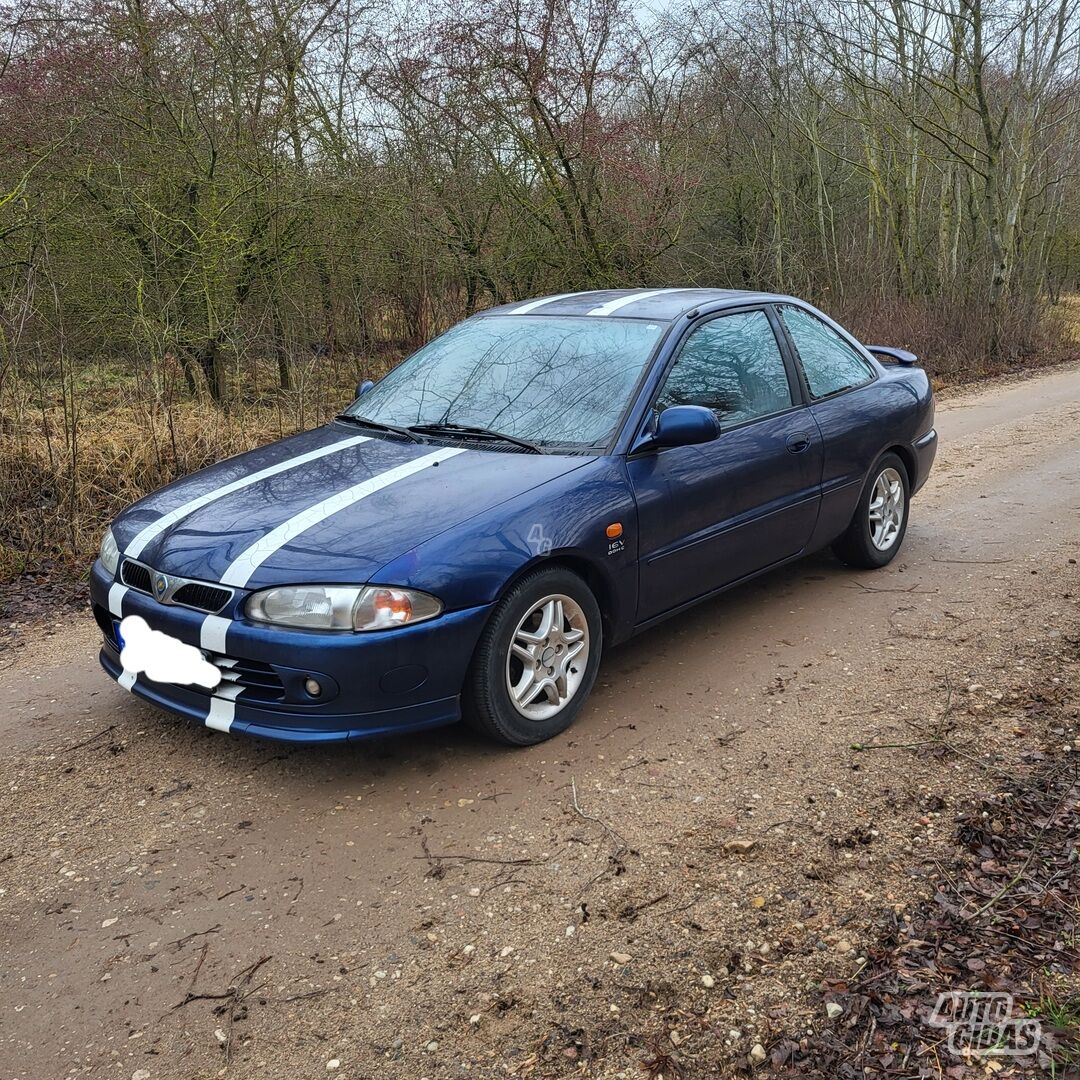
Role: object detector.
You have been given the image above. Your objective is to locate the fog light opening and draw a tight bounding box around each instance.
[304,677,322,698]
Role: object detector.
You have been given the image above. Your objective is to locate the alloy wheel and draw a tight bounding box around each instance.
[869,467,905,550]
[505,593,590,721]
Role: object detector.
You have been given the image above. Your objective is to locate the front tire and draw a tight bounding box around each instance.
[832,453,910,569]
[464,566,603,746]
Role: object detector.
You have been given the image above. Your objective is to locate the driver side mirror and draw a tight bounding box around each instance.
[354,379,375,399]
[653,405,721,448]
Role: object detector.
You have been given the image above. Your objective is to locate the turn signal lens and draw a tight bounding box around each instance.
[353,587,441,631]
[605,522,623,539]
[377,589,412,619]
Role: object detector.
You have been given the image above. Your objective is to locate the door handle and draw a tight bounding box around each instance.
[786,432,812,454]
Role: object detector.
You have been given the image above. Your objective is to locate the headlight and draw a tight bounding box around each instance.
[99,528,120,576]
[245,585,442,631]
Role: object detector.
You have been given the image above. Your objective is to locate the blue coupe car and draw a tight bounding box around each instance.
[91,289,937,745]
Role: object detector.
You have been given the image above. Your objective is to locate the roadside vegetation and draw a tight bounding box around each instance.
[2,0,1080,585]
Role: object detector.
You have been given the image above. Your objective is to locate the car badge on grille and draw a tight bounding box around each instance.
[153,572,170,599]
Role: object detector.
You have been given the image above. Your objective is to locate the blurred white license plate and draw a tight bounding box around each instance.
[117,615,221,689]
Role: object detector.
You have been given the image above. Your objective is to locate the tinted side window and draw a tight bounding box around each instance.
[780,306,875,399]
[655,310,792,425]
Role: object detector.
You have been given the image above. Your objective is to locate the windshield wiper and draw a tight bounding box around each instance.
[335,414,423,443]
[408,421,544,454]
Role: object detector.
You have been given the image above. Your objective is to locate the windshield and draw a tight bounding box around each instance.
[344,315,664,449]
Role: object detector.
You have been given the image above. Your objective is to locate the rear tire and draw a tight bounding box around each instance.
[832,453,910,569]
[464,566,602,746]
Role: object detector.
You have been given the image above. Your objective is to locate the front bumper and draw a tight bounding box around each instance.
[90,560,492,743]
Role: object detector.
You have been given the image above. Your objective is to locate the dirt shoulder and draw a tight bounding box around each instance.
[1,364,1078,1079]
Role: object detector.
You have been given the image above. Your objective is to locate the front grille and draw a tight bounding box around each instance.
[204,655,286,703]
[121,560,152,593]
[118,559,232,614]
[172,582,232,614]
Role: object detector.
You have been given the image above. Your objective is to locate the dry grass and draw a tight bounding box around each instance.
[2,401,279,580]
[0,356,381,584]
[1060,294,1080,343]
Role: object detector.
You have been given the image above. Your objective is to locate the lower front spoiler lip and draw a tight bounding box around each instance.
[100,645,461,744]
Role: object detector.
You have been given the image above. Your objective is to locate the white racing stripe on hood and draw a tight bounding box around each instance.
[200,614,231,654]
[107,583,129,618]
[196,444,457,731]
[198,615,235,729]
[115,443,463,734]
[586,289,685,316]
[509,291,588,314]
[109,433,370,729]
[205,684,244,732]
[219,447,467,588]
[124,433,372,559]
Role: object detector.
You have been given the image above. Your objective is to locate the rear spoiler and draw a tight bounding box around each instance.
[866,345,918,366]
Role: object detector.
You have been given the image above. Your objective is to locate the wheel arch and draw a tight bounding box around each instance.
[882,443,917,489]
[491,550,620,645]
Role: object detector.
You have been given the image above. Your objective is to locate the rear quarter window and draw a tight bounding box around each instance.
[780,306,875,400]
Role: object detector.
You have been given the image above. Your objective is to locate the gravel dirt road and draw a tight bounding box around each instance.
[2,364,1078,1079]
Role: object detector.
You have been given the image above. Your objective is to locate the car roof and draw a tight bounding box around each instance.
[480,288,796,322]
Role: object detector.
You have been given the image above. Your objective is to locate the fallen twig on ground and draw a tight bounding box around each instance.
[570,777,630,897]
[63,725,115,752]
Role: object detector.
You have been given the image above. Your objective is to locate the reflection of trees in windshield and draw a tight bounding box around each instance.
[349,316,663,446]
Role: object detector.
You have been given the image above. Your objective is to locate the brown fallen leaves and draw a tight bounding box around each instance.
[771,748,1079,1078]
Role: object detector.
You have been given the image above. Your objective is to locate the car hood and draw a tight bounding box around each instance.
[113,425,591,589]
